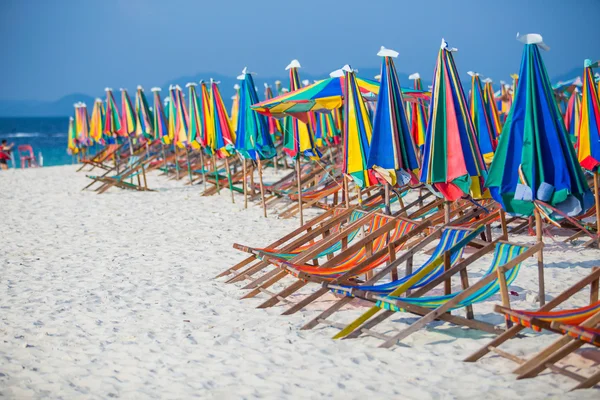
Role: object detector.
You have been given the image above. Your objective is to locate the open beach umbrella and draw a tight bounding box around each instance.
[151,88,169,144]
[209,80,236,158]
[103,88,121,140]
[186,83,204,149]
[251,73,429,121]
[367,47,420,191]
[420,39,488,201]
[118,89,137,138]
[576,59,600,172]
[282,60,320,159]
[407,72,428,149]
[486,34,593,219]
[89,99,105,144]
[467,72,497,163]
[482,78,503,137]
[342,65,374,189]
[564,89,582,139]
[135,86,153,139]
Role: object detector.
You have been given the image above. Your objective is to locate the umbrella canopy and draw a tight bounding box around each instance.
[89,99,105,144]
[187,83,204,149]
[199,82,213,149]
[498,81,512,121]
[166,86,178,144]
[486,34,593,217]
[282,60,320,159]
[264,83,282,141]
[420,39,488,201]
[74,102,91,147]
[103,88,121,138]
[482,78,503,137]
[209,80,236,158]
[231,84,240,131]
[235,68,276,160]
[67,117,78,155]
[135,86,153,139]
[407,73,428,149]
[367,47,420,186]
[576,60,600,172]
[173,85,189,148]
[468,72,497,163]
[118,89,137,137]
[251,73,429,122]
[343,66,374,188]
[151,88,169,144]
[314,111,340,147]
[564,88,582,139]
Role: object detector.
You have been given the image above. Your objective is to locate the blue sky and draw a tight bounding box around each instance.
[1,0,599,101]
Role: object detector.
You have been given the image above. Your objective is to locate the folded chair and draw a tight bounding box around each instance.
[76,143,125,172]
[86,153,158,193]
[465,267,600,391]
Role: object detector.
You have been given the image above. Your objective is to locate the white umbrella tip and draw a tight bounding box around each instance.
[482,78,493,83]
[285,59,301,70]
[377,46,399,58]
[151,87,161,92]
[104,87,112,92]
[233,83,240,90]
[186,82,197,87]
[467,71,479,77]
[137,85,143,90]
[441,38,458,52]
[95,98,103,102]
[374,74,381,81]
[302,79,310,86]
[516,33,549,51]
[263,82,269,88]
[408,72,420,80]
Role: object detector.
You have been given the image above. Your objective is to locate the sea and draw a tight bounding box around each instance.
[0,117,91,168]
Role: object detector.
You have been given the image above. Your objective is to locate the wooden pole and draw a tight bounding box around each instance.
[243,158,248,208]
[199,149,207,191]
[444,201,451,224]
[161,144,168,176]
[534,208,546,306]
[212,153,220,194]
[384,183,391,215]
[594,172,600,248]
[344,175,350,207]
[184,148,193,185]
[296,159,304,226]
[173,143,180,180]
[256,155,267,217]
[224,157,235,204]
[500,209,508,239]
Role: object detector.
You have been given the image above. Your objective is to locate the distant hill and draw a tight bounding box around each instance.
[0,66,581,117]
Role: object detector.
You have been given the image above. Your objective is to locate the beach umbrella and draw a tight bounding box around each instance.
[482,78,503,137]
[251,74,428,121]
[173,85,194,183]
[575,59,600,247]
[596,73,600,100]
[103,88,121,140]
[135,86,154,140]
[314,111,340,148]
[74,102,91,148]
[165,86,181,178]
[367,47,420,213]
[341,65,374,189]
[420,39,488,203]
[499,81,512,122]
[467,72,497,163]
[230,83,240,132]
[564,89,582,139]
[510,74,519,102]
[151,88,169,144]
[118,89,137,138]
[186,83,204,149]
[282,60,320,160]
[236,67,276,215]
[67,116,79,155]
[407,72,428,150]
[487,34,593,219]
[89,99,105,144]
[263,83,282,143]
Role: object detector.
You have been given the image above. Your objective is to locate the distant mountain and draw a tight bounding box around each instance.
[0,66,581,117]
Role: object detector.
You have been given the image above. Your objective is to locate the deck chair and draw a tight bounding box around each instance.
[464,267,600,391]
[328,240,542,348]
[76,143,125,172]
[86,154,158,193]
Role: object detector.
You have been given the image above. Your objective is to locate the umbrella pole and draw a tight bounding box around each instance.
[274,152,278,174]
[344,175,349,207]
[384,183,391,215]
[296,159,304,226]
[185,147,193,185]
[594,172,600,248]
[225,156,235,204]
[444,201,451,224]
[256,155,267,217]
[173,143,180,180]
[212,153,220,194]
[161,144,168,175]
[534,208,546,306]
[500,209,508,239]
[243,158,248,208]
[199,149,207,191]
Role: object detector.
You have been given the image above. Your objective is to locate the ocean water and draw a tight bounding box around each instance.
[0,117,81,167]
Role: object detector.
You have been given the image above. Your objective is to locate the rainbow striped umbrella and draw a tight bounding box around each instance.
[67,116,78,155]
[482,78,503,137]
[564,89,582,139]
[263,83,282,142]
[166,86,178,145]
[199,82,213,148]
[89,99,105,144]
[282,60,320,159]
[135,86,153,139]
[487,34,593,218]
[314,111,340,147]
[173,86,189,148]
[186,83,204,149]
[367,47,419,187]
[499,81,512,122]
[209,80,236,158]
[576,60,600,172]
[74,102,91,147]
[420,39,488,201]
[230,84,240,131]
[468,72,497,163]
[118,89,137,138]
[151,88,169,144]
[407,72,427,149]
[342,65,374,188]
[103,88,121,138]
[235,68,276,160]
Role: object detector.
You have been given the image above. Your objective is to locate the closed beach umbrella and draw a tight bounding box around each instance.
[407,72,428,150]
[230,84,240,130]
[103,88,121,139]
[89,99,105,144]
[135,86,154,140]
[264,83,282,143]
[468,72,497,163]
[482,78,503,138]
[151,88,169,144]
[576,59,600,171]
[186,83,204,149]
[564,89,582,139]
[118,89,137,138]
[209,80,236,158]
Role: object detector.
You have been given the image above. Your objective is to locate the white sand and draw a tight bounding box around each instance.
[1,165,599,399]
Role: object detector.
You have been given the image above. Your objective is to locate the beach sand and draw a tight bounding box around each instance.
[1,165,599,399]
